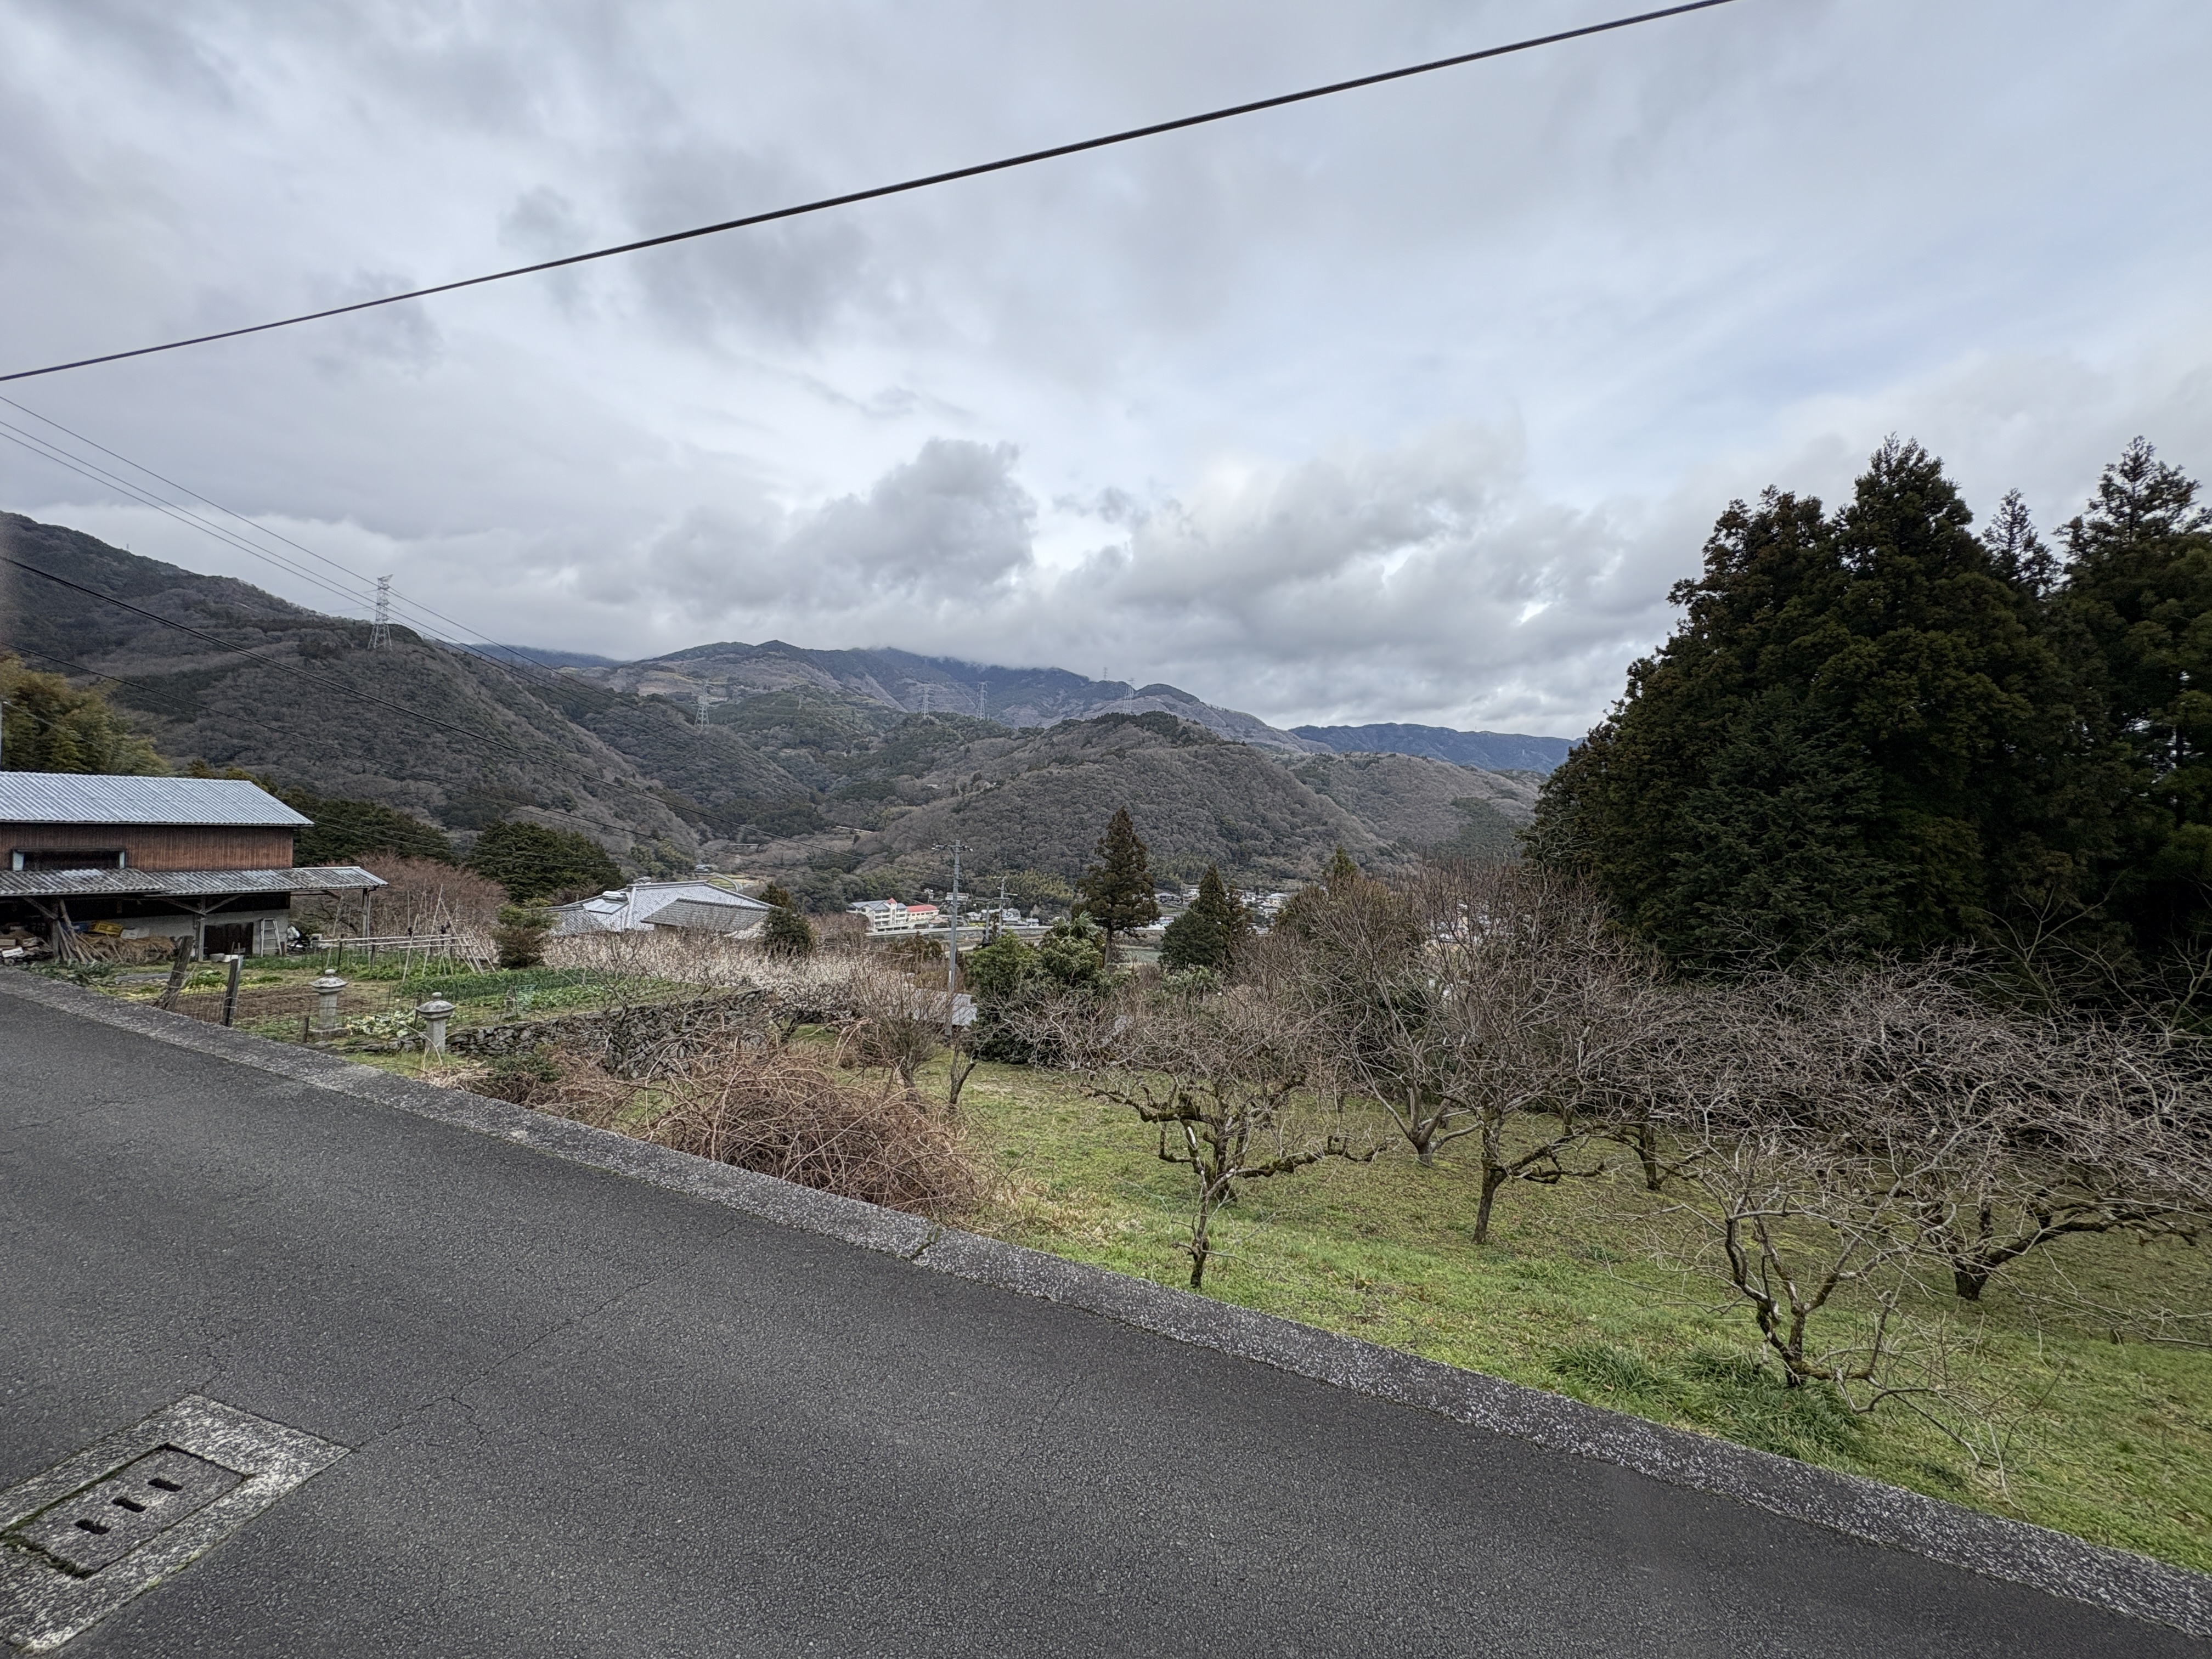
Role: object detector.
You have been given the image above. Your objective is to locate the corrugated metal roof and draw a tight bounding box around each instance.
[647,898,765,934]
[0,773,312,827]
[0,865,383,898]
[550,879,769,936]
[0,869,163,896]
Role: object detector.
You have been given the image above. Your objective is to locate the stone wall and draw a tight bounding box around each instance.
[447,988,778,1075]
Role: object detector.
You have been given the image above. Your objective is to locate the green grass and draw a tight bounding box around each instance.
[936,1054,2212,1573]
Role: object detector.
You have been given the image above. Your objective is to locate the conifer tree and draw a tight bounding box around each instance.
[755,882,816,955]
[1075,806,1158,958]
[1534,440,2104,964]
[2057,437,2212,946]
[1322,845,1362,894]
[1161,864,1245,973]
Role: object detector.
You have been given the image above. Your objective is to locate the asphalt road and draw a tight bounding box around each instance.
[1,988,2200,1657]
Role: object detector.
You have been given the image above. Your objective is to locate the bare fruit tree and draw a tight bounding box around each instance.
[1052,985,1376,1288]
[838,961,945,1097]
[1308,864,1641,1242]
[1709,962,2212,1302]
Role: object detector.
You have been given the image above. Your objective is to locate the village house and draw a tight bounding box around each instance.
[548,878,771,936]
[0,772,385,960]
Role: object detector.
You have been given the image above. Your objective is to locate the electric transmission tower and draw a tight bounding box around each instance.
[370,575,392,650]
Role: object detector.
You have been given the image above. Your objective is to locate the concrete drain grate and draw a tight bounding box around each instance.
[0,1396,345,1652]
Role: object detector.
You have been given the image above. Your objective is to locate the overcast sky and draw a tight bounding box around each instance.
[4,0,2209,737]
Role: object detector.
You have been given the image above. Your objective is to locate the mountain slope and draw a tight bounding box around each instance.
[3,515,1538,884]
[849,715,1374,883]
[1,513,767,854]
[575,640,1328,753]
[825,713,1536,886]
[1293,721,1576,774]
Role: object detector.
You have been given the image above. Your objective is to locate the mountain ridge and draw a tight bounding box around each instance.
[2,512,1542,888]
[571,640,1331,754]
[1294,721,1576,774]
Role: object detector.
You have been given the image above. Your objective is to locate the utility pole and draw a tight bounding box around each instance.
[370,575,392,650]
[943,840,964,1027]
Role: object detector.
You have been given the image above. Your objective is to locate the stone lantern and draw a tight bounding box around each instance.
[417,997,456,1056]
[311,973,347,1039]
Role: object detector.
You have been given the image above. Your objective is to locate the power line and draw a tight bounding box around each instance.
[0,0,1741,385]
[0,425,381,618]
[1,554,526,754]
[0,394,575,686]
[0,595,638,842]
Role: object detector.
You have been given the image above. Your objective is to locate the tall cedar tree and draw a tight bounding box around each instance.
[2056,438,2212,947]
[1076,806,1159,956]
[1160,864,1246,972]
[1532,440,2107,965]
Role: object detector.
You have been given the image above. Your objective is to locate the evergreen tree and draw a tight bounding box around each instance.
[1322,845,1362,894]
[285,789,456,866]
[1075,806,1158,956]
[1160,864,1246,973]
[755,881,816,955]
[2057,438,2212,946]
[1534,440,2104,964]
[467,819,623,905]
[0,658,166,775]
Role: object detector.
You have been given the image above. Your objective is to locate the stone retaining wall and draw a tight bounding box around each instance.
[447,989,779,1075]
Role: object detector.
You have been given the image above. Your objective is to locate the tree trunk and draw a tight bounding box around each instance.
[1473,1166,1507,1244]
[1952,1262,1989,1301]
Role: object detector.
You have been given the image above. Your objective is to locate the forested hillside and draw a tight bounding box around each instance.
[577,638,1328,752]
[1,516,1535,890]
[1294,723,1574,774]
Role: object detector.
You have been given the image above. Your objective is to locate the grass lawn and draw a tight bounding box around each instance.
[936,1053,2212,1575]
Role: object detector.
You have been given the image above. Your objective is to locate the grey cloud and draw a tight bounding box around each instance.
[788,439,1034,594]
[619,142,883,346]
[500,187,589,259]
[309,270,444,373]
[2,0,2208,743]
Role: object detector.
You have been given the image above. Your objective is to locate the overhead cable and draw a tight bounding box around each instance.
[1,554,532,754]
[0,0,1741,384]
[0,397,587,689]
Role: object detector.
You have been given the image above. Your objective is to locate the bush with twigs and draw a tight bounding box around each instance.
[645,1040,979,1215]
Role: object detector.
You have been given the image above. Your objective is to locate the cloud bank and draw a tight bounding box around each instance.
[4,0,2210,734]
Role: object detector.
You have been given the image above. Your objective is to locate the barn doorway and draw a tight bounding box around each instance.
[202,922,255,956]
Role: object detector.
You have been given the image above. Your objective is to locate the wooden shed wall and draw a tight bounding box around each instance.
[3,823,296,871]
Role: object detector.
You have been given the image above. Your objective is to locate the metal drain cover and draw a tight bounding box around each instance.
[0,1397,345,1652]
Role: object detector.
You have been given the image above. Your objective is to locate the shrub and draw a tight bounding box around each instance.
[493,928,546,970]
[648,1042,978,1215]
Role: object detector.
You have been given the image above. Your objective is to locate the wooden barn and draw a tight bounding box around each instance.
[0,773,383,959]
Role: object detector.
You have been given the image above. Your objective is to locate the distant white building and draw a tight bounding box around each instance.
[551,879,771,936]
